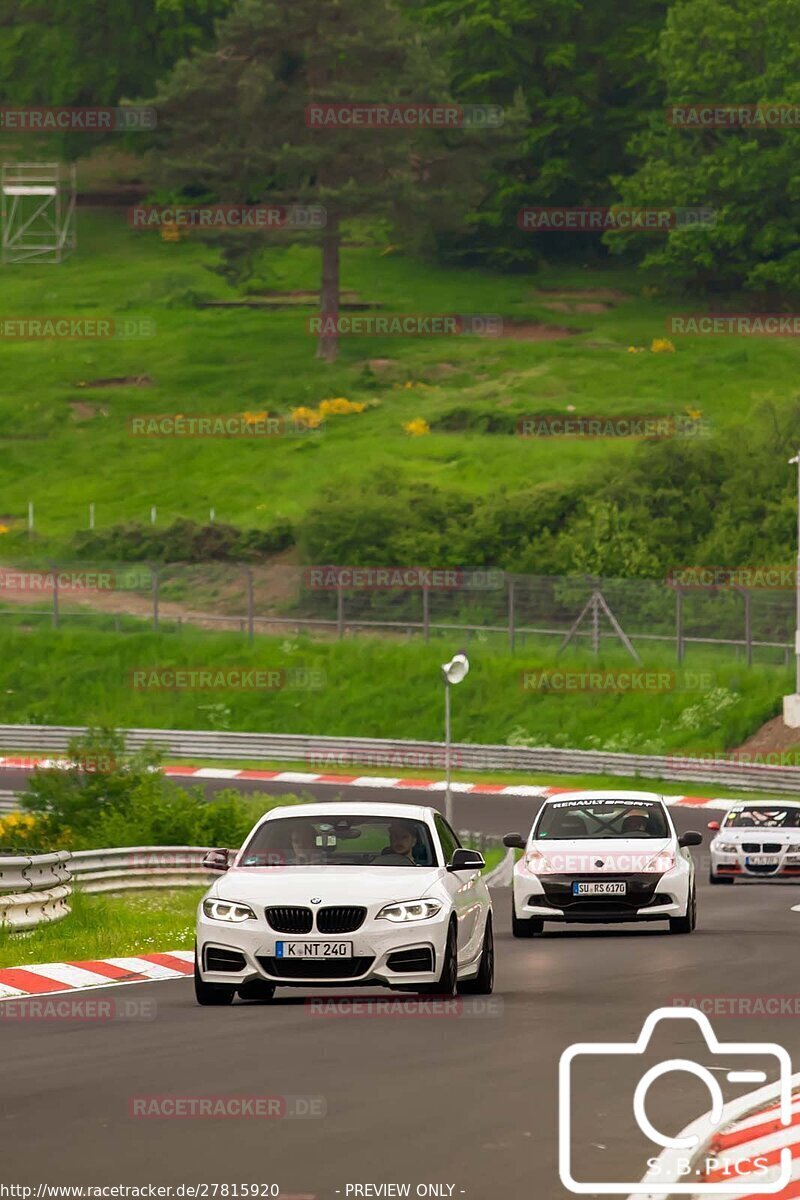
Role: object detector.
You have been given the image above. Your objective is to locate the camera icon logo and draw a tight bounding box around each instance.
[559,1006,793,1194]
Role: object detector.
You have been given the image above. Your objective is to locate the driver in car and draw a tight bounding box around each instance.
[372,820,419,866]
[621,810,650,836]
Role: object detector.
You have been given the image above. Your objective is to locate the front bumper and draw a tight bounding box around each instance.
[513,869,689,923]
[711,847,800,879]
[196,909,450,989]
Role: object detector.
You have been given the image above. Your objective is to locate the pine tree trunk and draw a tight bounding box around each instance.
[316,212,340,362]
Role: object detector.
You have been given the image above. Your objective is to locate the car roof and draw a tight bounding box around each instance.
[727,799,800,807]
[541,789,666,804]
[257,802,437,823]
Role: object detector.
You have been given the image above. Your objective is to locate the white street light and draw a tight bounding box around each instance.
[786,454,800,725]
[441,653,469,825]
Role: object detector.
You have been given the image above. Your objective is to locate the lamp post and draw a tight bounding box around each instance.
[441,652,469,826]
[785,454,800,725]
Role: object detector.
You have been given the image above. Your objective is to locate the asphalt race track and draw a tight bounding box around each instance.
[3,777,800,1199]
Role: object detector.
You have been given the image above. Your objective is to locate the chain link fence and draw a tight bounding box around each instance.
[0,562,794,664]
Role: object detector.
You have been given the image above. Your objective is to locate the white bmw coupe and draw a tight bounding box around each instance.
[195,802,493,1004]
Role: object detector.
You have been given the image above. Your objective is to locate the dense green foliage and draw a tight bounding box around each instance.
[609,0,800,298]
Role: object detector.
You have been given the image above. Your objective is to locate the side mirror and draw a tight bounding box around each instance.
[503,832,527,850]
[707,821,720,832]
[202,848,231,872]
[678,831,703,848]
[448,848,485,872]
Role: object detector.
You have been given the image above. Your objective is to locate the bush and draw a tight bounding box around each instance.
[70,518,294,563]
[19,728,296,851]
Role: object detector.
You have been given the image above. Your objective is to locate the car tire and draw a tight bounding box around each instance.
[419,920,458,997]
[669,886,697,934]
[709,871,734,885]
[512,897,543,938]
[237,979,277,1002]
[194,953,236,1006]
[458,915,494,995]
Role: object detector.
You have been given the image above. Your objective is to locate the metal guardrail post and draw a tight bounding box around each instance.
[246,567,254,645]
[51,566,59,629]
[675,586,684,664]
[422,583,430,642]
[337,580,344,639]
[152,564,160,631]
[508,576,516,652]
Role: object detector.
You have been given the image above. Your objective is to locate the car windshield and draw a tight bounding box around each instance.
[723,807,800,829]
[238,815,438,867]
[534,798,670,840]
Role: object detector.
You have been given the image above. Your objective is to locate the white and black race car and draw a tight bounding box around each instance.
[708,801,800,883]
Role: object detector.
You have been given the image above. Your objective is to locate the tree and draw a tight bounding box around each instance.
[608,0,800,299]
[149,0,525,360]
[414,0,669,268]
[0,0,232,158]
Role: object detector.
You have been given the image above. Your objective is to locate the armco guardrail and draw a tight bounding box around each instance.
[0,846,215,931]
[0,851,71,930]
[69,846,215,894]
[1,723,799,794]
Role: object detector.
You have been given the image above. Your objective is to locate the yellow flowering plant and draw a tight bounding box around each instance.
[404,418,430,436]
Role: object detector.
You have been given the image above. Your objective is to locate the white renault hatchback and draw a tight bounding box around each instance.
[504,790,702,936]
[195,802,493,1004]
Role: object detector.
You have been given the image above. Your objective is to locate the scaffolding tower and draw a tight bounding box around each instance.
[1,162,77,264]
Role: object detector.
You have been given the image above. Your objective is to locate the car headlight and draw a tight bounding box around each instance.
[787,844,800,853]
[523,850,551,874]
[714,842,738,854]
[202,898,256,923]
[643,852,675,873]
[376,899,442,923]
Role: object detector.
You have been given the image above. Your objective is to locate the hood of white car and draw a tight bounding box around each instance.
[715,827,800,843]
[208,865,443,905]
[524,837,674,873]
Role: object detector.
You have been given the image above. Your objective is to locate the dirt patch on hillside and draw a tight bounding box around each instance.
[75,375,153,389]
[70,402,109,421]
[541,300,612,314]
[732,714,799,756]
[532,287,629,302]
[491,322,575,341]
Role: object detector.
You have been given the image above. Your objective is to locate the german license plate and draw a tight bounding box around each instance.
[746,856,779,867]
[572,881,627,896]
[275,941,354,959]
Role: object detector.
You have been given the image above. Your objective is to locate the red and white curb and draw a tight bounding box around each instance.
[0,949,194,1000]
[0,754,738,810]
[633,1075,800,1199]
